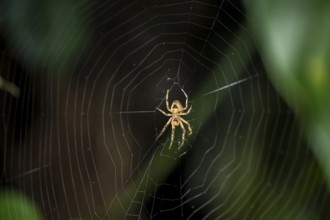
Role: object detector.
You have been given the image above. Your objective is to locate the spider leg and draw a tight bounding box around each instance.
[180,118,192,135]
[179,121,186,149]
[169,123,175,149]
[180,105,192,115]
[181,89,189,110]
[156,118,172,140]
[156,107,171,116]
[166,89,171,111]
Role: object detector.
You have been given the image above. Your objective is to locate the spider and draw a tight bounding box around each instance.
[156,89,192,149]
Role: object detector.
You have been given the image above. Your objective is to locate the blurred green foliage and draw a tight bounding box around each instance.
[0,75,20,97]
[3,0,89,70]
[0,190,43,220]
[1,0,330,219]
[247,0,330,189]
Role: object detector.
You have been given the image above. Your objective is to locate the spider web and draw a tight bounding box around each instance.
[1,0,330,219]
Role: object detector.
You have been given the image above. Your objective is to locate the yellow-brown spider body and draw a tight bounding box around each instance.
[156,89,192,149]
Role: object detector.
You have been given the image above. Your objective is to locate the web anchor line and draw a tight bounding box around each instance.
[203,74,259,96]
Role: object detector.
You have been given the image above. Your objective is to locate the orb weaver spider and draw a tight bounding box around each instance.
[156,89,192,149]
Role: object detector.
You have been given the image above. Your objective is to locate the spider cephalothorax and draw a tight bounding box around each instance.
[156,89,192,149]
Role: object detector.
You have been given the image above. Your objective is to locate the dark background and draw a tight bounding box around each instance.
[1,0,330,219]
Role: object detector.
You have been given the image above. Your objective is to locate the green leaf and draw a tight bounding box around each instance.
[0,76,20,97]
[0,190,43,220]
[247,0,330,189]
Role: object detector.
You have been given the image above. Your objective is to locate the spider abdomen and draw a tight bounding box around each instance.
[172,118,180,126]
